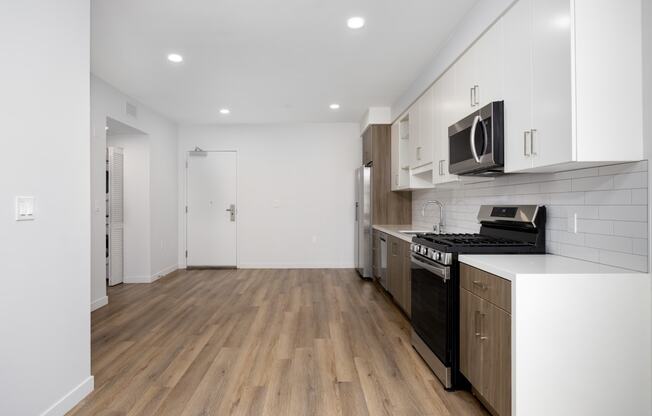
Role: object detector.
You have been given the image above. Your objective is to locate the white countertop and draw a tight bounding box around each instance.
[458,254,643,281]
[372,224,430,243]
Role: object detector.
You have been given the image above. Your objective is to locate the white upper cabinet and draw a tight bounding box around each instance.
[391,121,401,191]
[408,106,420,169]
[474,20,504,108]
[503,0,644,172]
[414,87,435,169]
[452,21,505,120]
[503,0,535,172]
[432,69,459,185]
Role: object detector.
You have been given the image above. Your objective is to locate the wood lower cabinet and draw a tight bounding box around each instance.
[387,235,411,317]
[460,265,511,416]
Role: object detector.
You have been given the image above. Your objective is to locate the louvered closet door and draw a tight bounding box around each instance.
[108,147,124,286]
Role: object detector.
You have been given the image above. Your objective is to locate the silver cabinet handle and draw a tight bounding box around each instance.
[480,313,488,340]
[524,130,531,156]
[470,87,474,107]
[438,160,444,176]
[530,129,537,156]
[474,310,481,337]
[416,146,422,161]
[395,174,398,186]
[473,85,480,106]
[472,280,488,290]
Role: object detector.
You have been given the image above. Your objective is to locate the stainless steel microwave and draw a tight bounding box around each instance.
[448,101,504,176]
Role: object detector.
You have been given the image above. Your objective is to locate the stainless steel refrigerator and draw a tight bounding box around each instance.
[354,166,372,278]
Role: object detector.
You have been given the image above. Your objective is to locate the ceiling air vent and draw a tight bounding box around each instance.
[125,102,138,118]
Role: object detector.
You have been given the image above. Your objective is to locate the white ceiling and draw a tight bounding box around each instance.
[91,0,478,124]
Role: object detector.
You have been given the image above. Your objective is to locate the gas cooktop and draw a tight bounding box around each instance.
[411,205,547,264]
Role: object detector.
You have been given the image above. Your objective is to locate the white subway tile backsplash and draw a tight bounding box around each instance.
[613,221,648,238]
[576,219,613,235]
[598,206,647,222]
[584,234,634,253]
[613,172,647,189]
[585,189,631,205]
[633,239,648,256]
[571,176,613,192]
[598,251,648,272]
[412,161,648,272]
[631,189,648,205]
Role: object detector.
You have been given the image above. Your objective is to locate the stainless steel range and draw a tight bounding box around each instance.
[410,205,546,390]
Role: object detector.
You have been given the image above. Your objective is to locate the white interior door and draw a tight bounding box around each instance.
[186,151,237,267]
[107,147,124,285]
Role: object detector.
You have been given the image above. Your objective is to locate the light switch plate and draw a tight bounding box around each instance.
[16,196,36,221]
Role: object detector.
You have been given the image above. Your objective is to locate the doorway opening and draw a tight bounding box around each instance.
[105,117,148,286]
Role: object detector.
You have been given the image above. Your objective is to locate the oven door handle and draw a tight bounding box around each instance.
[411,255,450,281]
[469,114,488,163]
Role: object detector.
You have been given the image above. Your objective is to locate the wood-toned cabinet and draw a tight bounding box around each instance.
[362,128,373,166]
[460,264,511,416]
[361,124,412,224]
[387,235,411,317]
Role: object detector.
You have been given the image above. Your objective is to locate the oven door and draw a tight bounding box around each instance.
[410,254,452,366]
[448,101,504,175]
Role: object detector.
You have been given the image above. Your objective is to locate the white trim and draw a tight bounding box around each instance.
[123,264,178,284]
[150,264,178,282]
[40,376,94,416]
[123,275,153,284]
[90,296,108,312]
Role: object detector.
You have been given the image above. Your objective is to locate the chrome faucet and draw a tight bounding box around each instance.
[422,200,445,234]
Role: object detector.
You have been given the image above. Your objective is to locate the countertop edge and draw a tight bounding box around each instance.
[458,254,647,282]
[372,225,429,243]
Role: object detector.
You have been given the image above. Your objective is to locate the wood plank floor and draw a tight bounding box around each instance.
[69,268,489,416]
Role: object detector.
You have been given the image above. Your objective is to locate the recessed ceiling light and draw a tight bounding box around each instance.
[219,108,230,115]
[347,17,365,29]
[329,104,340,110]
[167,53,183,63]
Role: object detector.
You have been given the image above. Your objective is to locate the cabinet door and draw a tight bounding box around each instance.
[460,288,483,386]
[391,122,400,191]
[454,46,477,119]
[480,300,511,416]
[408,106,420,169]
[530,0,572,168]
[416,87,435,168]
[475,20,505,107]
[502,0,534,172]
[400,240,411,316]
[433,69,459,184]
[388,237,402,300]
[362,129,372,165]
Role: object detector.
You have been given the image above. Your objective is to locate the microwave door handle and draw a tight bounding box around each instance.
[469,115,482,163]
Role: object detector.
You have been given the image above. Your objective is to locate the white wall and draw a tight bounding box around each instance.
[178,123,361,268]
[0,0,93,415]
[107,135,151,280]
[91,76,178,304]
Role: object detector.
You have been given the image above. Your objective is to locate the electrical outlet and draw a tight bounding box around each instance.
[15,196,36,221]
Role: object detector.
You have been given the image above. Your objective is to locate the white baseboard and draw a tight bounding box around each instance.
[123,275,153,284]
[124,265,178,284]
[40,376,94,416]
[90,296,108,312]
[151,264,178,282]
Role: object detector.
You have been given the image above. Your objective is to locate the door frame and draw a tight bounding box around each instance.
[184,149,239,269]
